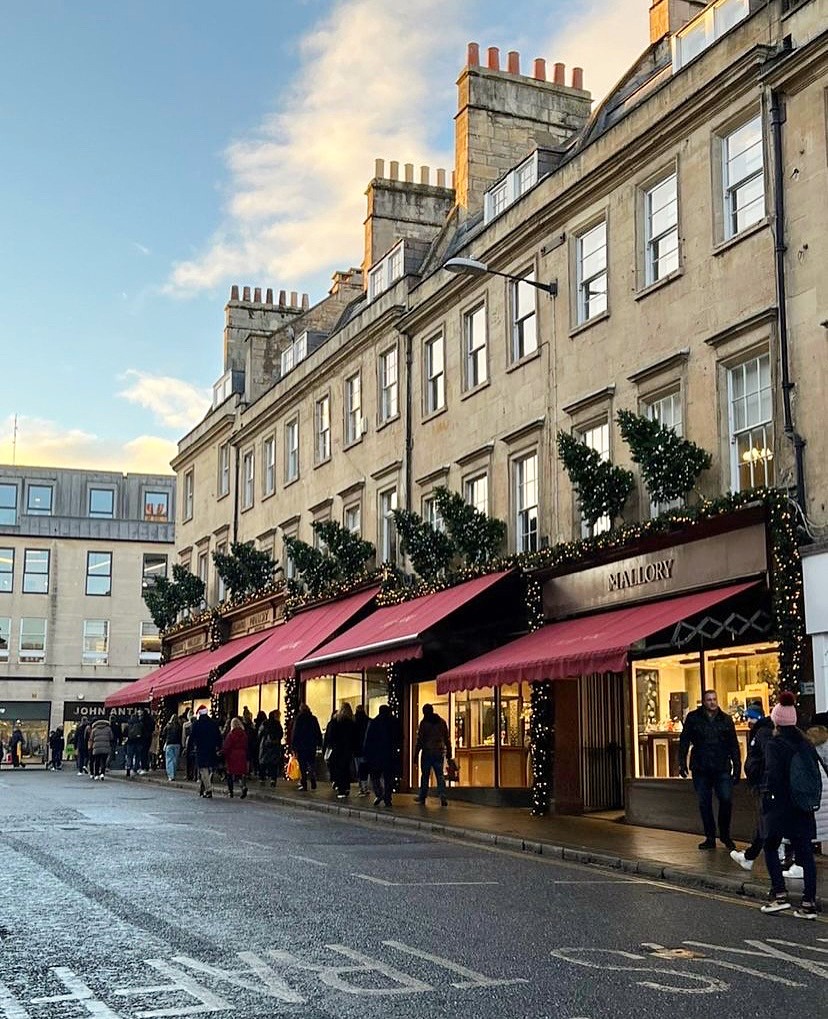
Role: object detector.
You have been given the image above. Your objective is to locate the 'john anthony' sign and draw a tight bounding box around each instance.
[608,558,675,592]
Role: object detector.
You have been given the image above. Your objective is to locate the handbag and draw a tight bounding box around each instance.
[446,757,460,783]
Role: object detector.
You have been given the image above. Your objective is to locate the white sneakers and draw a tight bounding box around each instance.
[730,849,754,871]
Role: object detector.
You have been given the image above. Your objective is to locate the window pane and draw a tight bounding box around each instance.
[0,483,17,525]
[144,491,169,522]
[89,489,114,518]
[20,617,46,657]
[140,621,162,664]
[0,617,9,659]
[23,549,49,593]
[0,548,13,592]
[86,552,112,596]
[27,485,52,515]
[142,553,167,588]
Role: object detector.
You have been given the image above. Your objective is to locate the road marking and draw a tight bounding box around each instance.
[685,939,828,980]
[288,853,328,867]
[112,959,233,1017]
[0,979,32,1019]
[267,945,433,995]
[352,872,498,887]
[169,953,303,1003]
[384,940,529,988]
[552,879,638,885]
[643,942,804,987]
[548,948,729,994]
[30,968,123,1018]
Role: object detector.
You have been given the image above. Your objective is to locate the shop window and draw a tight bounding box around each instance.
[0,616,9,660]
[305,676,334,729]
[85,551,112,596]
[0,547,13,592]
[335,673,362,713]
[139,621,161,665]
[632,643,779,778]
[497,683,532,788]
[23,549,50,594]
[260,682,280,716]
[237,685,261,717]
[366,671,388,716]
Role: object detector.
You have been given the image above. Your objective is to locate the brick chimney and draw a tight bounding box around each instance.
[454,43,592,216]
[648,0,707,44]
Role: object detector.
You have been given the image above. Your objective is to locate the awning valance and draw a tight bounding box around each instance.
[296,571,512,679]
[213,587,378,694]
[436,581,758,693]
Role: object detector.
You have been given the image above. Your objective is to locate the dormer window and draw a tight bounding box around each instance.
[367,241,405,302]
[483,153,538,223]
[279,331,327,376]
[673,0,749,71]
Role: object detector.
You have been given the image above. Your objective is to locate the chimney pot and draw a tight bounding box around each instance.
[301,293,310,310]
[389,160,399,180]
[404,162,414,183]
[374,157,385,178]
[467,42,480,66]
[230,285,239,300]
[278,289,286,306]
[290,291,298,308]
[242,286,251,302]
[507,50,520,74]
[436,168,446,187]
[553,62,565,85]
[533,57,546,81]
[266,288,273,304]
[572,66,584,90]
[420,165,430,185]
[487,46,500,71]
[253,287,261,303]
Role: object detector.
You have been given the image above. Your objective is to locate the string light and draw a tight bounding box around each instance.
[557,431,635,528]
[617,409,712,504]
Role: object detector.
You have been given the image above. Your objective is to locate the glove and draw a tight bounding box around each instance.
[678,765,688,779]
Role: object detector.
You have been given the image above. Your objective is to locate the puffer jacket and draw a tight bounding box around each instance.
[88,719,114,756]
[806,725,828,842]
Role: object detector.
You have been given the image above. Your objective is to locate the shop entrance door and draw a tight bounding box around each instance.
[579,673,625,811]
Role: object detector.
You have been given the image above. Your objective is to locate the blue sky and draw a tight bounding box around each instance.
[0,0,647,475]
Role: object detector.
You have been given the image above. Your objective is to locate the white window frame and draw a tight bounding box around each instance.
[217,443,230,498]
[644,171,679,286]
[82,619,109,666]
[511,269,538,362]
[645,389,683,516]
[673,0,750,71]
[20,617,46,661]
[285,417,300,482]
[241,449,255,510]
[424,333,445,414]
[483,153,538,222]
[23,548,50,594]
[465,473,489,516]
[345,372,362,444]
[422,495,444,532]
[514,453,539,553]
[215,541,227,602]
[283,533,297,581]
[575,220,608,325]
[367,241,405,302]
[183,469,194,521]
[315,394,331,463]
[379,488,398,563]
[263,436,276,496]
[463,303,488,389]
[722,114,765,240]
[577,422,611,537]
[0,616,10,661]
[727,353,774,492]
[139,621,161,665]
[378,348,399,423]
[343,503,361,536]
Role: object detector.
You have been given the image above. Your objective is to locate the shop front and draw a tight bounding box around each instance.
[62,701,108,757]
[0,700,51,765]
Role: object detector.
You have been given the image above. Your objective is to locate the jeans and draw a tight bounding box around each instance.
[418,751,447,802]
[125,741,141,774]
[764,832,816,902]
[692,769,733,841]
[298,755,317,790]
[198,767,213,796]
[165,744,181,780]
[370,766,395,806]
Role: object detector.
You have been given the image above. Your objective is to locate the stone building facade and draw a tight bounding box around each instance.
[0,465,175,760]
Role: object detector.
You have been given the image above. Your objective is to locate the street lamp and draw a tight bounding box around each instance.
[443,257,558,297]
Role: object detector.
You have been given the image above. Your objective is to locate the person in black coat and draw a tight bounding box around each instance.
[328,703,357,799]
[678,689,741,850]
[353,704,371,796]
[291,703,322,791]
[760,693,819,918]
[363,704,399,807]
[259,710,284,787]
[191,706,222,799]
[48,727,65,770]
[10,723,25,768]
[730,706,774,870]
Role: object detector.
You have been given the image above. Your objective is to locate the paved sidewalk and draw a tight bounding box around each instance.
[126,770,826,906]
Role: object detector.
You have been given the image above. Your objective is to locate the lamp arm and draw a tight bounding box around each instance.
[486,269,557,296]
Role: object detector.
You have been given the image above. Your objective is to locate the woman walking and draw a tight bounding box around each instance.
[163,713,183,781]
[222,718,249,799]
[88,717,114,780]
[328,703,357,800]
[259,710,284,787]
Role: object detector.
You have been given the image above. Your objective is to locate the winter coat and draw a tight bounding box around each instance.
[222,727,249,777]
[761,726,818,842]
[75,722,89,755]
[353,708,370,757]
[191,714,222,769]
[49,732,65,755]
[10,728,23,760]
[327,716,357,772]
[743,716,774,788]
[89,719,114,756]
[363,711,398,769]
[415,714,451,757]
[258,720,284,768]
[806,725,828,842]
[163,718,182,747]
[678,706,741,776]
[291,710,322,758]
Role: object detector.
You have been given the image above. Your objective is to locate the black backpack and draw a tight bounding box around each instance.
[127,720,143,741]
[789,742,828,812]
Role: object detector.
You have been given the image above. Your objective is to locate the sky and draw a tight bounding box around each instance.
[0,0,649,476]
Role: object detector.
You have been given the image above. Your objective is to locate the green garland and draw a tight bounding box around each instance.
[617,409,712,504]
[393,508,455,581]
[557,431,634,528]
[212,541,278,601]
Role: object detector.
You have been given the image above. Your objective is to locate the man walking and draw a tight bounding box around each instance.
[291,703,322,791]
[364,704,398,808]
[414,703,451,807]
[162,712,182,782]
[124,710,143,778]
[679,689,741,849]
[191,705,221,798]
[75,718,89,775]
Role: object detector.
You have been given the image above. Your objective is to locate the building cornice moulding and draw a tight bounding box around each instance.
[562,385,616,417]
[627,349,690,385]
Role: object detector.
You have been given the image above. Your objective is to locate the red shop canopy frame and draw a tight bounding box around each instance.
[150,630,271,700]
[104,655,194,708]
[213,586,379,694]
[436,581,759,694]
[297,571,513,679]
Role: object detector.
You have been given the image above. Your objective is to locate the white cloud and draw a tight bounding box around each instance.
[117,370,211,432]
[0,415,176,475]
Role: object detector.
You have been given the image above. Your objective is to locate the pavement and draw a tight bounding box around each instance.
[122,767,826,905]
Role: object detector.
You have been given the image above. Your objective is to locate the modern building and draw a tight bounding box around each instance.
[133,0,825,829]
[0,465,175,761]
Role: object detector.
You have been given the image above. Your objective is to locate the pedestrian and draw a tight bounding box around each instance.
[354,703,371,796]
[181,709,196,780]
[805,721,828,852]
[678,689,741,850]
[291,703,322,791]
[258,710,284,787]
[364,704,398,807]
[75,719,90,775]
[222,718,249,799]
[760,691,824,919]
[10,722,24,768]
[414,703,451,806]
[730,704,774,871]
[191,705,222,798]
[88,717,113,780]
[327,703,357,800]
[242,710,257,778]
[140,708,155,772]
[254,710,268,779]
[163,712,183,782]
[48,727,65,771]
[322,710,337,785]
[124,710,143,778]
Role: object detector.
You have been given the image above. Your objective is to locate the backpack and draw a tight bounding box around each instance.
[127,720,143,741]
[789,742,827,812]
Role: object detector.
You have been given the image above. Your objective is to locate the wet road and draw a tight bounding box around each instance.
[0,769,825,1018]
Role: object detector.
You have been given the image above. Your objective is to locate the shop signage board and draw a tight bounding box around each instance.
[62,700,108,722]
[0,700,51,721]
[543,522,767,618]
[229,603,284,638]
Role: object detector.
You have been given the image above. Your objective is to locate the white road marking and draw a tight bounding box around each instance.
[170,953,304,1003]
[112,959,233,1017]
[0,980,31,1019]
[288,853,328,867]
[548,948,729,994]
[384,940,529,988]
[30,968,123,1018]
[267,945,433,995]
[352,872,498,887]
[686,939,828,980]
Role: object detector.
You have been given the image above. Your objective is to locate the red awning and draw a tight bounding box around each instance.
[104,656,192,708]
[150,631,271,700]
[213,587,379,694]
[297,571,512,679]
[436,581,759,693]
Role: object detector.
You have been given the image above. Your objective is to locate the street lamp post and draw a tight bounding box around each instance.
[443,257,558,297]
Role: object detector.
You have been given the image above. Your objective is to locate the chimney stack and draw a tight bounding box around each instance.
[648,0,707,45]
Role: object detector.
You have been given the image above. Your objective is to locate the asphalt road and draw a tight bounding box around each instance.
[0,770,825,1019]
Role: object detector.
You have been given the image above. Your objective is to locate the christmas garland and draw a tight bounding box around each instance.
[617,409,712,504]
[557,431,635,528]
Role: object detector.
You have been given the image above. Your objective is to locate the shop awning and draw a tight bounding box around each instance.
[150,630,271,700]
[297,571,513,679]
[436,581,759,693]
[104,657,191,708]
[213,587,379,694]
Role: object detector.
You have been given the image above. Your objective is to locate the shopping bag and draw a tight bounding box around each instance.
[286,754,301,781]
